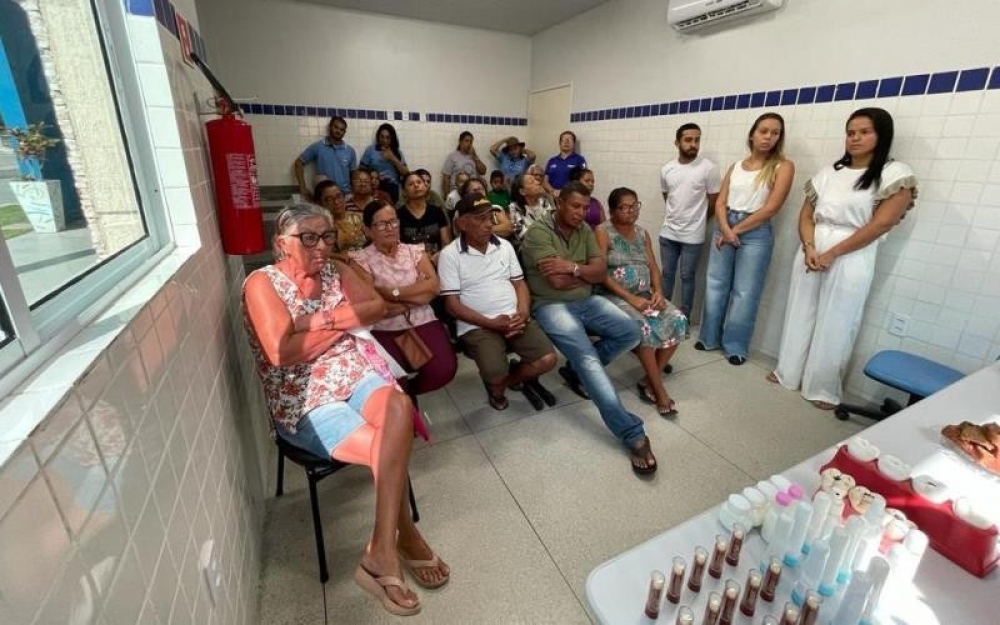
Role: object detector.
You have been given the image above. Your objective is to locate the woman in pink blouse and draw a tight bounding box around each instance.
[349,200,458,397]
[243,204,448,616]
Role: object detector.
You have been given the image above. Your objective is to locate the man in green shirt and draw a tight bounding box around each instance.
[521,182,657,475]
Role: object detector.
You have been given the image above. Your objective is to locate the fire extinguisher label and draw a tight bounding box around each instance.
[226,153,261,210]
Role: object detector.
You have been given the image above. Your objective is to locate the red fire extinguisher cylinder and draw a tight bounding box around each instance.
[205,113,266,255]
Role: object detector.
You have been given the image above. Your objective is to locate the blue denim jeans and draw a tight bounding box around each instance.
[659,237,704,318]
[699,211,774,358]
[533,296,646,447]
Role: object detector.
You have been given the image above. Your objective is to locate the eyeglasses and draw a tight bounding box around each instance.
[286,230,336,248]
[372,218,400,231]
[617,201,642,213]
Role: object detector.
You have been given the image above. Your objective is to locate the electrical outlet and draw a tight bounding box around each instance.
[888,312,910,338]
[200,539,222,607]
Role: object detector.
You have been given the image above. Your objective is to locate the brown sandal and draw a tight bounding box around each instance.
[766,371,779,384]
[628,436,658,476]
[353,563,421,616]
[483,381,508,410]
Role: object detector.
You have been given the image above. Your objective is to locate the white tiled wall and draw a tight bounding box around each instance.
[570,88,1000,403]
[247,114,529,188]
[0,8,267,625]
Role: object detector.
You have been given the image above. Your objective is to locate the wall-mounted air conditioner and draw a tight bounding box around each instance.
[668,0,783,32]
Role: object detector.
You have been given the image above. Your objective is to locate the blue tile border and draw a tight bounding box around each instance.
[569,64,1000,124]
[234,103,525,125]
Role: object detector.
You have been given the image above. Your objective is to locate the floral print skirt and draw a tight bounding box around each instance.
[604,293,689,349]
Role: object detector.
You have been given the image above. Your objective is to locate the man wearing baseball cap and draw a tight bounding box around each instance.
[490,136,536,185]
[438,195,558,411]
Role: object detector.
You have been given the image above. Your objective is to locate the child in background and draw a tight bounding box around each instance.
[487,170,511,208]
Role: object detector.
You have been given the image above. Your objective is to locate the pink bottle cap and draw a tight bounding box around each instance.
[788,484,805,500]
[775,492,793,507]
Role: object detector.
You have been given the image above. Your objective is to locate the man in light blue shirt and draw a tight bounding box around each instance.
[489,136,536,186]
[294,116,357,197]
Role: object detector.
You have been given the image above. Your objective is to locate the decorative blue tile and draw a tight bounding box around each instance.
[700,98,712,111]
[250,103,263,115]
[305,106,315,116]
[678,101,689,114]
[668,102,679,115]
[878,76,902,98]
[127,0,155,16]
[596,110,605,120]
[519,118,527,126]
[690,100,701,113]
[262,104,274,115]
[750,92,765,107]
[711,96,724,111]
[815,85,835,103]
[367,110,378,120]
[763,91,779,107]
[989,67,1000,90]
[780,89,797,105]
[641,104,652,117]
[797,86,816,104]
[393,110,402,120]
[835,82,855,101]
[410,112,420,121]
[957,67,989,92]
[928,71,958,94]
[721,95,735,110]
[737,94,751,109]
[855,80,877,99]
[377,111,386,120]
[901,74,929,96]
[591,111,599,121]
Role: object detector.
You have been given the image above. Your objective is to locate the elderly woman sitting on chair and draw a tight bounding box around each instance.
[243,204,448,616]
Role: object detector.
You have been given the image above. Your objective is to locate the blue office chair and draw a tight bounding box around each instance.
[835,350,966,421]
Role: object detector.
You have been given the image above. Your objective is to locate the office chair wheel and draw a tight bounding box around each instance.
[882,398,902,414]
[834,406,850,421]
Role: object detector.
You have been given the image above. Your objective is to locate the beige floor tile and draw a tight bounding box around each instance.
[411,385,470,449]
[475,400,754,603]
[317,436,589,624]
[659,357,865,480]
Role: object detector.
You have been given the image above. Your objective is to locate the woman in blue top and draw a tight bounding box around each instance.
[361,123,409,204]
[543,130,587,194]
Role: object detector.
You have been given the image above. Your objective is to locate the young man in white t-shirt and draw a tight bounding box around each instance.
[659,123,722,321]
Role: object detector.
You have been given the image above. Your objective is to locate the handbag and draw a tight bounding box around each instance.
[392,310,432,371]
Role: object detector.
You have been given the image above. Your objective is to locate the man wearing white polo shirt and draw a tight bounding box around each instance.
[439,195,557,411]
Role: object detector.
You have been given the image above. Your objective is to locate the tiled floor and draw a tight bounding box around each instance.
[257,336,866,624]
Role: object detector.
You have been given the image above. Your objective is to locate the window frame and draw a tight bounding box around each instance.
[0,0,175,397]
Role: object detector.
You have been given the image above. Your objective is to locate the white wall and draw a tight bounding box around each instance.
[531,0,1000,403]
[199,0,533,186]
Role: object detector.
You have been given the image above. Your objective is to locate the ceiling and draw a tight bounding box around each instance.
[290,0,608,36]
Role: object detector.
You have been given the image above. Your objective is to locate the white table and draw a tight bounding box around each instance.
[586,362,1000,624]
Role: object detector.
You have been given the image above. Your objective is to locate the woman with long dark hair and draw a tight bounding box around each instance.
[697,112,795,365]
[768,108,916,409]
[361,123,409,203]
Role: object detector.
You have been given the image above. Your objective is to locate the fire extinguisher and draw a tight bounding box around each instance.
[205,98,265,255]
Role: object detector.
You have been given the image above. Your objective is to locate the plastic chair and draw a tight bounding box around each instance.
[834,350,965,421]
[273,432,419,583]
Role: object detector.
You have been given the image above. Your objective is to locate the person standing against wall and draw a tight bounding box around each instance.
[543,131,586,195]
[659,123,722,321]
[361,123,408,204]
[697,113,794,365]
[768,108,916,409]
[294,115,357,198]
[440,131,487,198]
[490,136,536,186]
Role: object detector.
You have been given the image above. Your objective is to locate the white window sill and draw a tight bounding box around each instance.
[0,243,199,467]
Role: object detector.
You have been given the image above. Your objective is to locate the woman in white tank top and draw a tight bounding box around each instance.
[769,108,917,409]
[696,113,795,364]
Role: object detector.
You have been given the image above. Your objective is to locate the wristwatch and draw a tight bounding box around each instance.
[391,287,400,300]
[572,263,581,278]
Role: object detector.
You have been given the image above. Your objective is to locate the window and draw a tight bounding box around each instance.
[0,0,170,392]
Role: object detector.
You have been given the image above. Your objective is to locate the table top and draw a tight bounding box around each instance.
[586,361,1000,625]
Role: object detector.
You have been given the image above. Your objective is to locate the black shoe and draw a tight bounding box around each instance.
[693,341,707,351]
[558,365,589,399]
[508,359,524,391]
[520,382,545,410]
[663,363,674,375]
[527,378,557,406]
[728,355,747,366]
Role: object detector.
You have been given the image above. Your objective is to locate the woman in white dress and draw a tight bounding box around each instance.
[768,107,917,409]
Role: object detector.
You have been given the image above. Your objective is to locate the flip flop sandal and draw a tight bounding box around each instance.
[657,399,678,417]
[636,382,658,405]
[398,551,450,589]
[353,563,421,616]
[766,371,779,384]
[483,381,508,411]
[811,400,837,411]
[628,436,658,476]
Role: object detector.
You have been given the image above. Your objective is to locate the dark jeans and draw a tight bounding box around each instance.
[659,237,703,318]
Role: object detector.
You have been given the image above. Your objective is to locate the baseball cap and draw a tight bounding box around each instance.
[505,137,525,149]
[455,194,494,217]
